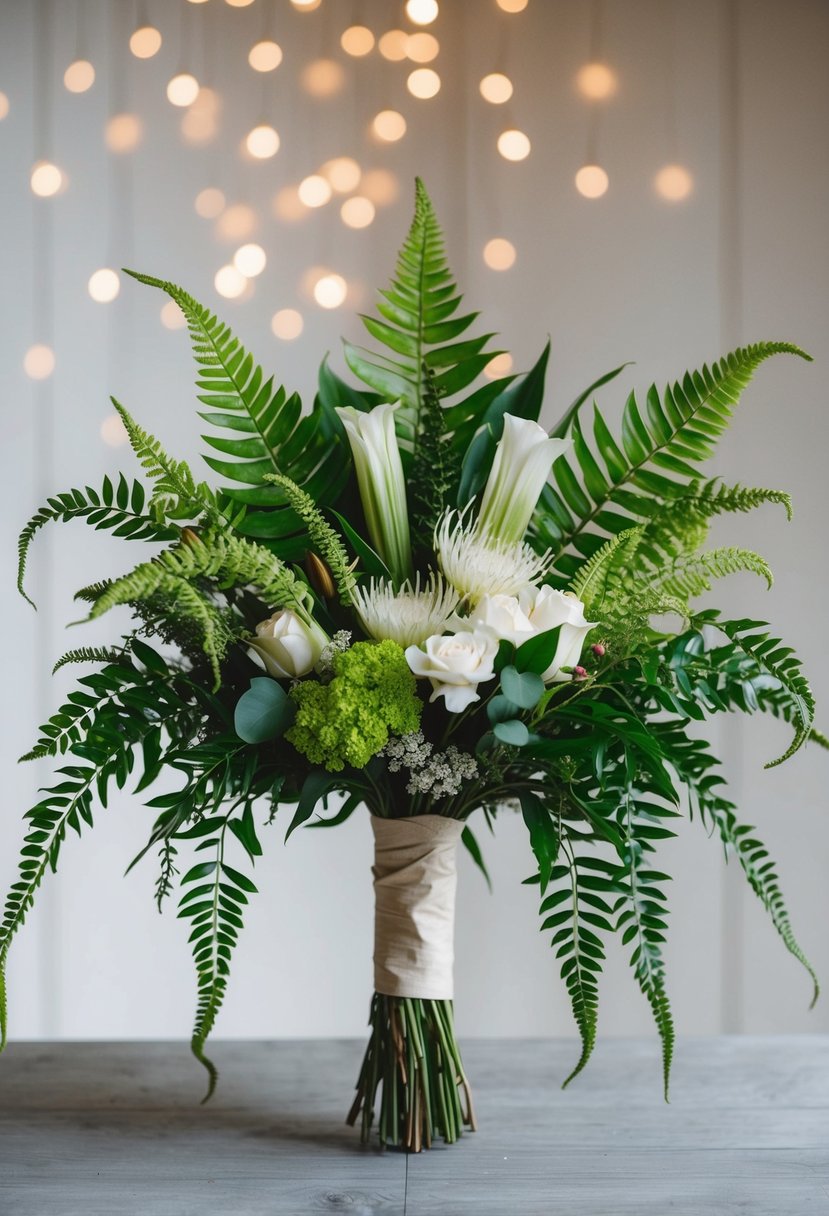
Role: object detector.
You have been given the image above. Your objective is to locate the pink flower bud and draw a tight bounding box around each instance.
[572,665,588,680]
[591,643,606,657]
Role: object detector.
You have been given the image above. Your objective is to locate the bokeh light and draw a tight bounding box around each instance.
[233,243,267,277]
[484,353,514,379]
[245,124,280,158]
[291,0,322,8]
[100,414,128,446]
[480,72,513,104]
[23,344,55,380]
[0,93,8,121]
[272,186,307,222]
[322,157,361,193]
[406,0,439,25]
[406,32,439,62]
[129,26,162,59]
[30,161,64,197]
[576,62,618,100]
[372,109,407,142]
[298,174,333,207]
[105,113,143,153]
[249,40,283,72]
[654,163,694,201]
[361,168,400,206]
[575,164,609,198]
[497,129,531,161]
[341,26,375,57]
[313,273,347,309]
[88,268,121,303]
[216,203,257,240]
[195,187,226,218]
[378,30,409,61]
[181,101,218,146]
[483,238,516,270]
[215,265,248,299]
[407,68,441,99]
[301,59,345,97]
[497,0,528,10]
[226,0,255,6]
[161,300,187,330]
[167,73,199,107]
[271,309,304,340]
[64,60,95,93]
[341,196,376,229]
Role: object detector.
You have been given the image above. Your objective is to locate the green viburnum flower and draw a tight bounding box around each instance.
[286,639,422,771]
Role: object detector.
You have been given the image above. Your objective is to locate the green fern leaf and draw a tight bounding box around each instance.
[263,473,356,606]
[658,546,773,601]
[112,400,219,523]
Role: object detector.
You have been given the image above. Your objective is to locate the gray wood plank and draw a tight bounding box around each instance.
[0,1038,827,1216]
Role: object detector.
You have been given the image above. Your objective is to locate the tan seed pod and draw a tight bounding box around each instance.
[305,551,336,599]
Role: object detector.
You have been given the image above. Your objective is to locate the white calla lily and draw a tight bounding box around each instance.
[477,413,572,545]
[336,402,412,587]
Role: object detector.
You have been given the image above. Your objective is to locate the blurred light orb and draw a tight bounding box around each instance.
[215,265,247,299]
[186,0,210,4]
[129,25,162,59]
[406,32,439,62]
[575,164,609,198]
[361,168,400,206]
[313,274,347,309]
[378,30,409,61]
[226,0,255,6]
[30,161,64,197]
[105,112,143,153]
[100,413,128,446]
[234,243,267,277]
[407,67,440,99]
[64,59,95,93]
[497,0,528,10]
[372,109,407,142]
[88,268,121,303]
[406,0,439,25]
[245,124,280,158]
[322,157,361,193]
[576,62,617,100]
[298,174,332,207]
[291,0,322,8]
[301,58,345,97]
[341,26,375,56]
[195,186,226,218]
[167,73,199,107]
[484,353,514,379]
[479,72,513,104]
[271,308,304,340]
[249,40,283,72]
[181,109,217,145]
[341,196,376,229]
[161,300,187,330]
[216,203,257,240]
[483,238,516,270]
[655,163,693,201]
[273,185,307,222]
[0,92,8,120]
[23,344,55,380]
[497,129,531,161]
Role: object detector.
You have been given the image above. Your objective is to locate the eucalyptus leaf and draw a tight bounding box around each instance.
[234,678,296,744]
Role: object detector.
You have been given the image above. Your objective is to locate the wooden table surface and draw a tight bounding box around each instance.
[0,1037,827,1215]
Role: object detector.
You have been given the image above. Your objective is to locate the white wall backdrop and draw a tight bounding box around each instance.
[1,0,827,1055]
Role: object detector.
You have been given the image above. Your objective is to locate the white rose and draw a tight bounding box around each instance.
[517,585,595,682]
[405,630,499,713]
[461,593,535,646]
[248,610,327,679]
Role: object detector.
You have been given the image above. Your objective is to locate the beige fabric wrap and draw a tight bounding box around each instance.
[371,813,464,1000]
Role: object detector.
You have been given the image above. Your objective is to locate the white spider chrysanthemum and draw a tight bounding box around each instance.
[435,510,552,602]
[352,572,459,647]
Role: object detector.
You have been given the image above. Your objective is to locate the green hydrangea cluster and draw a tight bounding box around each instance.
[286,639,422,772]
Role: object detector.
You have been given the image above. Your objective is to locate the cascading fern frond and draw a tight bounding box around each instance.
[262,473,356,606]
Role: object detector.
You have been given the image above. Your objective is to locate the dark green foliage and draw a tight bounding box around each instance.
[408,368,456,543]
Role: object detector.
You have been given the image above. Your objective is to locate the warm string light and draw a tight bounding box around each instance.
[248,40,283,72]
[272,186,307,222]
[298,174,332,207]
[483,238,516,270]
[361,168,400,205]
[313,273,347,309]
[215,264,248,298]
[233,243,267,276]
[576,62,617,100]
[30,161,65,197]
[321,157,361,193]
[484,353,514,379]
[105,113,143,153]
[372,109,407,142]
[291,0,322,9]
[181,87,220,145]
[0,92,9,120]
[378,30,409,61]
[161,299,187,329]
[407,68,441,99]
[575,164,609,198]
[654,163,693,201]
[23,344,56,380]
[245,123,280,158]
[406,0,439,26]
[341,196,376,228]
[225,0,255,6]
[302,59,346,97]
[64,59,95,93]
[100,413,129,446]
[406,32,439,62]
[271,308,304,339]
[497,129,531,161]
[216,203,257,240]
[167,72,200,107]
[129,25,162,59]
[479,73,513,104]
[195,186,226,218]
[341,26,375,57]
[496,0,528,10]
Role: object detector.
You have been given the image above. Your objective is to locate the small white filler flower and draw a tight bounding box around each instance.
[435,509,552,602]
[352,572,459,648]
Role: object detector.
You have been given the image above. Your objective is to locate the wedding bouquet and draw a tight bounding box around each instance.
[2,180,821,1152]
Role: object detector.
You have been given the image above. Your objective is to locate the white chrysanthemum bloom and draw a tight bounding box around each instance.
[352,572,460,648]
[435,509,552,603]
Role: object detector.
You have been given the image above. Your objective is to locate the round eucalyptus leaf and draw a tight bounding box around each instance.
[493,718,530,747]
[234,677,296,744]
[500,665,544,709]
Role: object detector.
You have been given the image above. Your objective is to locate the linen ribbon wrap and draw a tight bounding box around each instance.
[371,813,464,1000]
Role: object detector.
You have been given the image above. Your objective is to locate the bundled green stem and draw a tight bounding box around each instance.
[348,994,476,1151]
